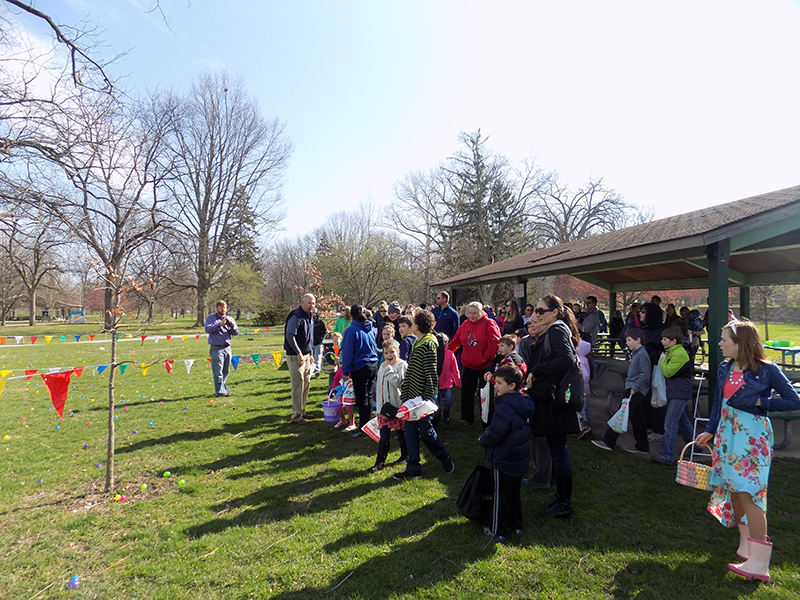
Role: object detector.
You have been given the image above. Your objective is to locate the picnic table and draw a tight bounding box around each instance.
[763,342,800,368]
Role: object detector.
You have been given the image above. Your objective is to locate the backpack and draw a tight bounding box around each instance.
[543,326,586,413]
[688,310,705,332]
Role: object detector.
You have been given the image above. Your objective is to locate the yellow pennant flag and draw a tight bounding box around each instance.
[141,362,150,376]
[0,380,5,395]
[0,370,11,378]
[45,336,52,344]
[253,329,260,333]
[272,351,282,367]
[181,335,188,341]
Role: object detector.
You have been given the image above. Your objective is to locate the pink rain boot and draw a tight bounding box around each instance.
[728,536,771,583]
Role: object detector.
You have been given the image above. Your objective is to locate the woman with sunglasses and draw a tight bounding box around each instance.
[695,320,799,583]
[524,295,581,518]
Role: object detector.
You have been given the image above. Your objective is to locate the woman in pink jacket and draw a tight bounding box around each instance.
[448,301,501,424]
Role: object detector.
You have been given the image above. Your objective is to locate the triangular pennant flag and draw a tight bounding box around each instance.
[164,360,173,374]
[140,335,147,346]
[166,335,172,342]
[272,351,282,367]
[96,365,108,375]
[89,334,95,341]
[40,371,73,417]
[265,327,270,331]
[119,363,129,375]
[126,334,132,338]
[0,370,11,378]
[184,359,195,374]
[153,336,160,344]
[15,336,23,344]
[25,369,38,380]
[49,367,60,373]
[45,336,52,344]
[206,357,212,362]
[181,335,188,341]
[231,355,240,371]
[141,363,150,376]
[0,336,5,344]
[253,329,260,333]
[74,367,84,378]
[0,380,5,395]
[30,336,38,344]
[250,353,261,367]
[59,335,66,342]
[74,334,81,342]
[195,335,200,340]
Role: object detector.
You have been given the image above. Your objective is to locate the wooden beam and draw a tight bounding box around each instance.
[728,213,800,251]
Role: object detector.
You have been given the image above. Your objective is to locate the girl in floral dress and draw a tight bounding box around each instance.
[695,320,800,583]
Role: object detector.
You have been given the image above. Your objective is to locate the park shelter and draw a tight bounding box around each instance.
[435,184,800,392]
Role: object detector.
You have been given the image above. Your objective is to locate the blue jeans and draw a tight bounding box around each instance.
[545,434,572,477]
[209,344,232,395]
[403,415,449,475]
[659,398,694,461]
[437,387,453,411]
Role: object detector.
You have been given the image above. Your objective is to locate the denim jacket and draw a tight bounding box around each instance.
[705,360,800,434]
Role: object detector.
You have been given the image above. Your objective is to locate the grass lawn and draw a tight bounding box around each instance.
[1,322,799,599]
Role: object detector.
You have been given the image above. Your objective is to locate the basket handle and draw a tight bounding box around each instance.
[678,441,712,462]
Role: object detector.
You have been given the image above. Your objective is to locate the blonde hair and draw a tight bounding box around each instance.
[723,320,768,372]
[382,339,399,351]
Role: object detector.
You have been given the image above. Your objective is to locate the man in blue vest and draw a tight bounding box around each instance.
[285,293,316,425]
[205,300,240,397]
[432,290,460,340]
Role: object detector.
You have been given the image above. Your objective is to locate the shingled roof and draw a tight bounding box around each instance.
[435,184,800,290]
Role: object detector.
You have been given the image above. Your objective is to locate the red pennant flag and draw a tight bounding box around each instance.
[141,335,147,347]
[265,327,270,331]
[89,334,96,341]
[40,371,73,417]
[25,369,38,380]
[73,367,84,378]
[166,335,172,342]
[30,336,38,344]
[206,357,212,362]
[164,360,173,374]
[195,335,200,340]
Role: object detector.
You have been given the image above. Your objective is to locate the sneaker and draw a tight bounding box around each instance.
[392,471,422,481]
[443,456,455,474]
[217,392,231,397]
[334,420,346,429]
[349,430,368,438]
[290,419,308,425]
[591,440,613,451]
[301,413,314,420]
[625,446,649,456]
[540,499,573,519]
[647,432,664,442]
[343,424,357,432]
[368,462,384,473]
[577,426,592,440]
[512,529,523,537]
[650,454,674,466]
[522,478,549,489]
[483,527,506,543]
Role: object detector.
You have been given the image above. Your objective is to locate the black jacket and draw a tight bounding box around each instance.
[480,391,536,477]
[525,322,581,436]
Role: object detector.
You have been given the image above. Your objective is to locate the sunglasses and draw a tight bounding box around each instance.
[534,307,555,316]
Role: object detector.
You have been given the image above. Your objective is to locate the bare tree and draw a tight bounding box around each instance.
[0,207,65,325]
[531,176,641,246]
[261,234,318,304]
[159,70,293,325]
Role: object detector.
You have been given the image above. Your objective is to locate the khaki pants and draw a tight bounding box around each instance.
[288,354,313,421]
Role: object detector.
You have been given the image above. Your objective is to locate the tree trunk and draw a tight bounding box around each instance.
[105,331,117,493]
[28,290,36,326]
[104,286,115,331]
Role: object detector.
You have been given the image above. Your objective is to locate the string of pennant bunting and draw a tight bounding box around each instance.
[0,327,271,346]
[0,350,284,418]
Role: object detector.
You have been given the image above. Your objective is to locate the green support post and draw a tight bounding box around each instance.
[706,240,730,409]
[739,286,750,320]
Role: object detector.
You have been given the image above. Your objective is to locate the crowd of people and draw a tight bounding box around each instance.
[204,290,799,582]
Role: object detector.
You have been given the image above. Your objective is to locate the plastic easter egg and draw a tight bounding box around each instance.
[141,483,147,490]
[163,471,171,477]
[55,426,60,430]
[132,430,138,434]
[114,494,121,501]
[95,464,102,469]
[3,435,8,440]
[68,575,81,589]
[82,444,89,449]
[148,422,154,426]
[178,479,185,485]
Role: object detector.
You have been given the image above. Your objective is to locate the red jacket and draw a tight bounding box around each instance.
[448,313,501,370]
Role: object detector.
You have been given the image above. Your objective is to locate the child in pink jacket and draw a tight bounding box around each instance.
[437,333,462,423]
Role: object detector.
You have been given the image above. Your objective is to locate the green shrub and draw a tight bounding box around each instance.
[253,302,290,326]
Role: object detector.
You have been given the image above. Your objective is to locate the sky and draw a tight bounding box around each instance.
[11,0,800,240]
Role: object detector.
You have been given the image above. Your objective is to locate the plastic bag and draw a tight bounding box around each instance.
[607,395,631,434]
[396,397,438,421]
[651,358,667,408]
[480,383,491,423]
[361,416,381,442]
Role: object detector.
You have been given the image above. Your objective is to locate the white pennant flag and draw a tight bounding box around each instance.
[14,336,23,344]
[153,336,160,344]
[184,359,195,374]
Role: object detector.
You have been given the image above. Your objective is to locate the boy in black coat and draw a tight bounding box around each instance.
[478,364,536,542]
